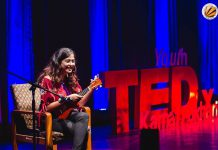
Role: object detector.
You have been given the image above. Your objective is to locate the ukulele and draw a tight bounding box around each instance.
[58,75,102,119]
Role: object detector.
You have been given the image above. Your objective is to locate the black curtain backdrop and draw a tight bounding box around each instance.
[0,0,8,140]
[32,0,91,90]
[108,0,156,70]
[177,0,199,75]
[108,0,199,71]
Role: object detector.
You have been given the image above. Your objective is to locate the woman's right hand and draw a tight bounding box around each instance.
[66,94,83,101]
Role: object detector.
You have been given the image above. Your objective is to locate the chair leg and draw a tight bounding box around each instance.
[12,130,18,150]
[12,140,18,150]
[86,126,92,150]
[46,144,57,150]
[12,112,18,150]
[83,107,92,150]
[53,144,57,150]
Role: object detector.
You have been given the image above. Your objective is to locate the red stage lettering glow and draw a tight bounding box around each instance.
[155,48,188,67]
[103,70,138,133]
[103,66,215,134]
[138,68,169,129]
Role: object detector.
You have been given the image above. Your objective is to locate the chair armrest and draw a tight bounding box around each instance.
[44,112,53,149]
[82,106,91,113]
[12,109,41,114]
[12,110,53,149]
[12,110,53,130]
[12,110,41,131]
[12,110,52,120]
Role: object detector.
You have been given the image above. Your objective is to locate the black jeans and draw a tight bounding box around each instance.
[52,111,89,150]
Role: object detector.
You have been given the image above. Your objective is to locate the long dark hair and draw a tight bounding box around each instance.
[37,47,79,89]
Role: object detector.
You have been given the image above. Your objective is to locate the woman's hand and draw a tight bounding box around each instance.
[67,94,83,101]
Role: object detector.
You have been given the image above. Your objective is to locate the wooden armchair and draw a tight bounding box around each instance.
[11,83,92,150]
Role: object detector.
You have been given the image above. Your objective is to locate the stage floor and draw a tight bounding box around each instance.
[0,119,218,150]
[92,119,218,150]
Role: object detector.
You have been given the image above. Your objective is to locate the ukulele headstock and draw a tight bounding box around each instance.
[89,74,102,90]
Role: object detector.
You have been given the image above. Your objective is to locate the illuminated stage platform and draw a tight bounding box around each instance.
[92,119,218,150]
[0,119,218,150]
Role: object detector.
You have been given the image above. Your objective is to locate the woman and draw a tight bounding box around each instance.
[38,47,93,150]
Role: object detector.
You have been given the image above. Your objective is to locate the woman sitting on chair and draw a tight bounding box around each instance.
[37,47,93,150]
